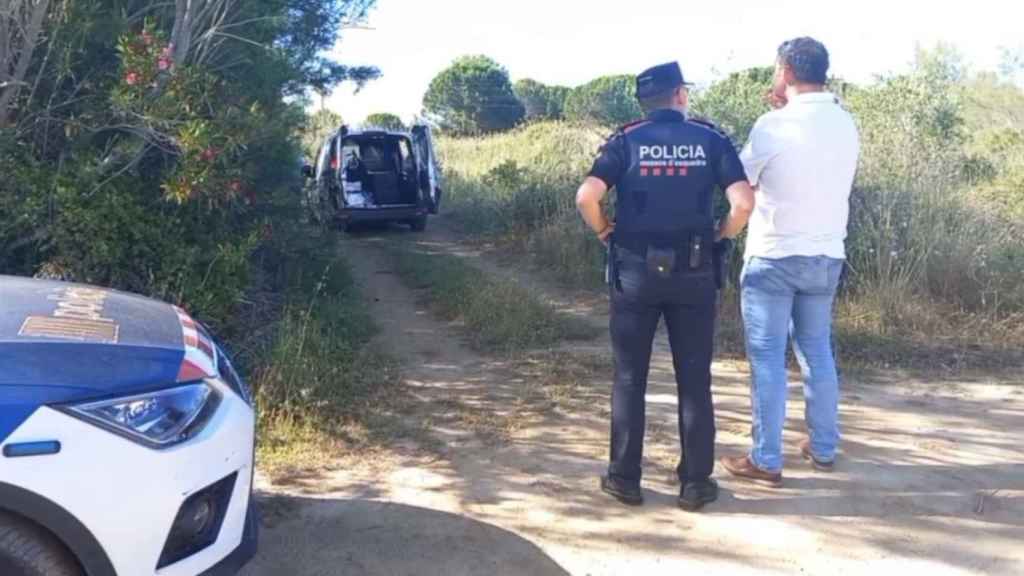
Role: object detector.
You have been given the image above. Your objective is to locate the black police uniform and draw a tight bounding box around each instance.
[588,66,747,490]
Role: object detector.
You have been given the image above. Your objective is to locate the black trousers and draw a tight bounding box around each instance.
[607,250,717,486]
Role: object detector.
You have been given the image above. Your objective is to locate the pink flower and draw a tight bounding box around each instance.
[229,180,242,193]
[200,148,217,162]
[158,58,170,71]
[125,72,139,86]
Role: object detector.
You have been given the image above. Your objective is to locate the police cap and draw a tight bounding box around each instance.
[635,62,692,99]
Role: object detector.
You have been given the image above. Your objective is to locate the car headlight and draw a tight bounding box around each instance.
[61,383,221,449]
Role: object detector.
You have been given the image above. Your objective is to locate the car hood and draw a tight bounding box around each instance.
[0,276,218,440]
[0,274,213,389]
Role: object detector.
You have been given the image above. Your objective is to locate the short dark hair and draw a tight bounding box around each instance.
[638,86,681,114]
[778,37,829,85]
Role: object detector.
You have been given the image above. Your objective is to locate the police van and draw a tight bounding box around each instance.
[0,276,257,576]
[304,123,442,231]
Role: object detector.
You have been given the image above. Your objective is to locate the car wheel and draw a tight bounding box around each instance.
[0,511,82,576]
[409,215,428,232]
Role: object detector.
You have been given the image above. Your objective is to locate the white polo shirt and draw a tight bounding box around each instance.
[740,92,860,260]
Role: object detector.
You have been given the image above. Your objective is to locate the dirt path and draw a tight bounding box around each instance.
[243,218,1024,576]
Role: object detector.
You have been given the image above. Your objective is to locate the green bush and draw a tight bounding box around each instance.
[843,61,1024,322]
[0,0,372,332]
[437,121,604,233]
[437,121,607,286]
[564,75,642,127]
[514,79,570,122]
[690,67,773,143]
[423,55,525,135]
[0,134,49,277]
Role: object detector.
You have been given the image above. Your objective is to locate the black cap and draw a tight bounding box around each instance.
[635,62,692,99]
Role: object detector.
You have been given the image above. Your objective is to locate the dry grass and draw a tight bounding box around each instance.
[509,350,612,412]
[383,239,598,354]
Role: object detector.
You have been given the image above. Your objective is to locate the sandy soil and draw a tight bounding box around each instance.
[241,218,1023,576]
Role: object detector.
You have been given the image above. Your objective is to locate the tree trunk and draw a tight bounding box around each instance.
[0,0,50,128]
[170,0,197,64]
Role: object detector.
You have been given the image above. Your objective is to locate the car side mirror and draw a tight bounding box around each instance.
[302,164,314,179]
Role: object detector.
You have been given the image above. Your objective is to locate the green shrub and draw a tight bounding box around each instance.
[514,79,570,122]
[564,75,642,127]
[690,66,773,143]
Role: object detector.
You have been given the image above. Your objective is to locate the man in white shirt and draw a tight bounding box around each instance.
[720,37,860,486]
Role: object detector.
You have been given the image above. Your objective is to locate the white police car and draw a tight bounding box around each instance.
[0,276,257,575]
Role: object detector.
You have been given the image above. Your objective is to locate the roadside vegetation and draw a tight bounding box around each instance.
[239,222,401,476]
[0,1,397,472]
[433,48,1024,373]
[384,241,597,354]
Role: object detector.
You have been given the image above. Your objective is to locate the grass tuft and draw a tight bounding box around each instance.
[384,241,597,354]
[237,229,401,478]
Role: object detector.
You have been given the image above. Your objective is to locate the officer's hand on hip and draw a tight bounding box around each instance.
[598,223,615,246]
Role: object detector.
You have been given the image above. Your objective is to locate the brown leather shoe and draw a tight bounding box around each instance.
[799,439,835,472]
[720,455,783,487]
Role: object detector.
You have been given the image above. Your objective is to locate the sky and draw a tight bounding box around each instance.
[322,0,1023,124]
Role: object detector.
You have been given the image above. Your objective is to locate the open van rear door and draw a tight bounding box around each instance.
[411,124,442,214]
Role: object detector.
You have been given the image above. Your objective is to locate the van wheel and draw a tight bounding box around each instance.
[0,511,82,576]
[409,215,428,232]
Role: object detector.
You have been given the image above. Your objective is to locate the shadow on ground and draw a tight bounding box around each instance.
[266,219,1024,576]
[242,496,570,576]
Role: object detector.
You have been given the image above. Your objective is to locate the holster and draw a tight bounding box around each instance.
[607,236,623,292]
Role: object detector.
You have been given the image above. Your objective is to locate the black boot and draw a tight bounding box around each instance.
[600,475,643,506]
[678,478,718,511]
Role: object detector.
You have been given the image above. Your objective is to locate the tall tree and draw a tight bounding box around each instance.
[302,108,343,158]
[563,75,641,127]
[364,112,404,131]
[422,55,524,136]
[514,78,569,122]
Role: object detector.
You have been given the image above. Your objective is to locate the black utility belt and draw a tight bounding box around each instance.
[614,233,712,279]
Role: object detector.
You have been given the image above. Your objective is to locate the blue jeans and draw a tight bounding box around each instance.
[741,256,844,472]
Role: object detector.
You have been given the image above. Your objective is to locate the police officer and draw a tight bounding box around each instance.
[575,62,754,511]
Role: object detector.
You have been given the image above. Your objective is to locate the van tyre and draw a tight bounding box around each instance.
[409,215,428,232]
[0,511,82,576]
